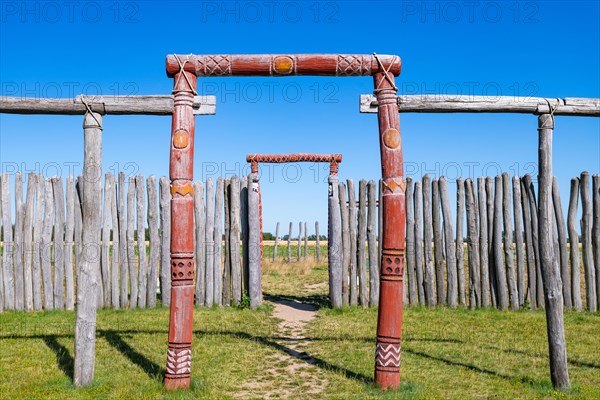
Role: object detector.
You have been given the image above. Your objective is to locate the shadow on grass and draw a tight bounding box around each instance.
[41,335,74,382]
[263,292,330,309]
[103,330,165,381]
[193,329,372,385]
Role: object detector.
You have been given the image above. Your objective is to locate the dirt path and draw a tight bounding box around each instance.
[234,291,329,399]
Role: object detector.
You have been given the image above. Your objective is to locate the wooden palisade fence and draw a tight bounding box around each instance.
[2,172,598,314]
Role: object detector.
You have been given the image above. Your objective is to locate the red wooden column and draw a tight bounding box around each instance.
[164,60,197,390]
[373,67,404,389]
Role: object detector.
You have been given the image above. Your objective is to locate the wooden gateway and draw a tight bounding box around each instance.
[164,53,403,390]
[245,153,343,309]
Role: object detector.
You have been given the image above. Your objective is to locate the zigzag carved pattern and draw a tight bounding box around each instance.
[166,348,192,375]
[199,55,232,76]
[375,343,400,367]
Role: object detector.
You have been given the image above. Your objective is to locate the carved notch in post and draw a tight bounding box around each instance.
[373,57,404,390]
[164,57,198,391]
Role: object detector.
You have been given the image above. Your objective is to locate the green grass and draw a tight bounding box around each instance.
[1,263,599,399]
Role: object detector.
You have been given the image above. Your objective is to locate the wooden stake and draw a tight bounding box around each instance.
[13,173,24,311]
[422,175,435,306]
[477,177,490,307]
[512,177,525,308]
[22,173,36,311]
[432,179,445,305]
[328,174,343,309]
[339,182,350,306]
[273,222,280,261]
[367,180,380,307]
[347,179,357,305]
[567,178,582,311]
[580,171,597,312]
[465,179,481,308]
[40,179,54,311]
[248,173,262,308]
[100,173,112,308]
[537,113,570,389]
[147,176,159,308]
[205,178,215,307]
[126,178,137,308]
[414,181,425,305]
[439,177,457,307]
[32,174,44,311]
[358,179,368,307]
[405,177,417,305]
[214,178,224,306]
[230,176,242,305]
[193,181,205,307]
[552,177,571,309]
[493,176,508,310]
[109,174,119,309]
[502,173,518,310]
[119,173,129,308]
[455,178,466,306]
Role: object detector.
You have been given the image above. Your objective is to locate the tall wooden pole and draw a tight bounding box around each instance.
[74,111,102,387]
[373,67,404,389]
[164,64,197,390]
[537,113,570,389]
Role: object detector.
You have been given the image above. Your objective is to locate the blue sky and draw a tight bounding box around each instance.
[1,0,599,233]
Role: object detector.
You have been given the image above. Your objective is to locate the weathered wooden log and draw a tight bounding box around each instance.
[297,221,302,262]
[347,179,357,306]
[580,172,597,312]
[205,178,215,307]
[164,72,198,390]
[413,181,425,305]
[422,175,435,306]
[193,180,205,307]
[32,174,44,311]
[524,174,545,309]
[360,94,600,116]
[373,70,404,389]
[328,174,343,309]
[477,177,490,307]
[108,174,119,309]
[358,180,368,307]
[248,173,262,308]
[304,222,308,260]
[135,176,147,308]
[521,177,537,309]
[147,176,159,308]
[378,180,383,276]
[486,177,497,307]
[567,178,582,311]
[455,178,466,306]
[0,95,216,115]
[439,177,457,307]
[74,111,102,387]
[465,179,481,308]
[552,177,571,309]
[537,114,570,390]
[22,173,36,311]
[339,183,351,306]
[119,172,129,308]
[40,179,54,310]
[502,173,518,310]
[126,178,137,308]
[101,173,112,308]
[593,174,600,311]
[405,177,417,305]
[273,222,280,261]
[230,176,242,305]
[74,176,83,294]
[13,173,24,311]
[214,178,224,306]
[493,176,508,310]
[0,177,3,312]
[315,221,321,262]
[512,177,525,308]
[287,222,292,263]
[240,176,249,294]
[223,180,231,306]
[367,180,380,307]
[432,179,445,305]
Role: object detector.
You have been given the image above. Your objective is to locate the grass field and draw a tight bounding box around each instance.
[0,261,599,399]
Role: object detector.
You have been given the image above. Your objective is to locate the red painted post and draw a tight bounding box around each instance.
[373,62,404,390]
[164,58,197,391]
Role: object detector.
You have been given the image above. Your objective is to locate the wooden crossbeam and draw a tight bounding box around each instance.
[360,94,600,116]
[0,95,216,116]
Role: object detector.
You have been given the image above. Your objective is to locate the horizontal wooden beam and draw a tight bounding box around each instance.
[0,95,216,116]
[360,95,600,117]
[167,54,401,77]
[246,153,342,163]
